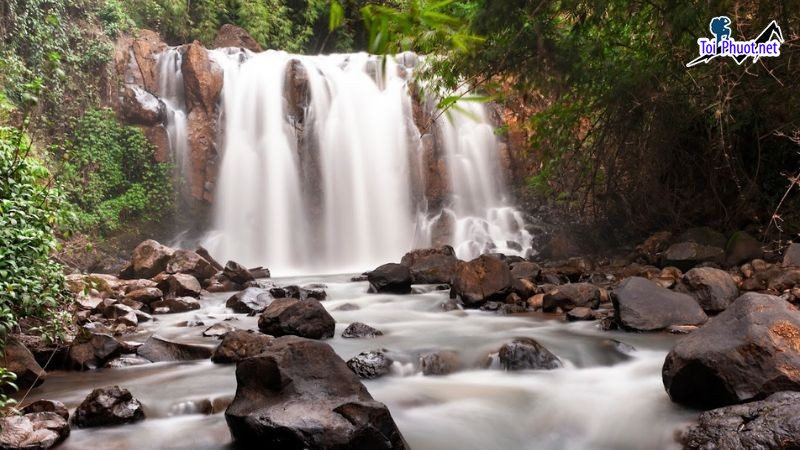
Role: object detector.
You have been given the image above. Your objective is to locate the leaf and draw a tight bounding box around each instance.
[329,1,344,32]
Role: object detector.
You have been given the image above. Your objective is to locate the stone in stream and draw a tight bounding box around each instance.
[662,241,724,271]
[2,339,46,390]
[341,322,383,339]
[0,412,69,450]
[400,246,458,284]
[498,338,561,371]
[22,400,70,421]
[68,332,121,371]
[367,263,412,294]
[72,386,145,428]
[151,296,201,314]
[130,239,174,279]
[419,350,461,376]
[335,303,360,311]
[450,254,513,307]
[542,283,603,312]
[211,330,273,364]
[612,277,708,331]
[165,249,218,282]
[196,246,223,271]
[269,285,327,301]
[679,267,739,314]
[663,292,800,409]
[679,391,800,449]
[226,287,274,314]
[509,261,541,280]
[203,321,238,338]
[124,287,163,306]
[223,260,255,285]
[104,303,138,327]
[566,307,595,321]
[225,336,407,449]
[346,350,394,380]
[258,298,335,340]
[137,336,213,362]
[157,273,202,298]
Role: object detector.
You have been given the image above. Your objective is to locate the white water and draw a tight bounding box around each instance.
[155,49,190,186]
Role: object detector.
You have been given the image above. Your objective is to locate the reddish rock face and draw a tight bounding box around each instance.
[450,254,513,307]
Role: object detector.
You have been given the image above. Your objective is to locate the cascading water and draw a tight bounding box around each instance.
[155,49,190,186]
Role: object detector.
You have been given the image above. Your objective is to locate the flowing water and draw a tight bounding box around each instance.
[28,275,694,450]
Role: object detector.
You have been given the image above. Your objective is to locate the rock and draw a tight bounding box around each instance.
[635,231,673,264]
[612,277,708,331]
[346,350,394,380]
[367,263,412,294]
[223,260,255,285]
[151,297,201,314]
[679,227,727,249]
[678,391,800,449]
[226,287,273,314]
[419,350,460,376]
[498,338,561,371]
[399,246,458,284]
[566,307,595,321]
[269,285,326,301]
[784,243,800,267]
[450,255,513,307]
[680,267,739,314]
[182,41,223,114]
[131,239,174,279]
[125,287,163,305]
[104,304,138,327]
[72,386,145,428]
[335,303,360,311]
[662,242,724,271]
[225,336,407,449]
[212,24,263,52]
[542,283,603,312]
[2,339,46,390]
[68,333,120,370]
[104,356,151,369]
[342,322,383,339]
[249,267,270,278]
[510,261,541,280]
[196,246,223,271]
[165,249,217,282]
[528,294,544,310]
[0,412,69,450]
[22,400,69,420]
[157,274,202,298]
[257,298,335,340]
[663,292,800,409]
[767,268,800,291]
[429,210,455,247]
[203,321,237,338]
[211,331,272,364]
[122,279,158,294]
[137,336,213,362]
[119,84,164,125]
[667,325,699,334]
[725,231,764,265]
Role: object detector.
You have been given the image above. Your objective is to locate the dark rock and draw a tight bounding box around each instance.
[22,400,69,421]
[511,278,536,298]
[784,243,800,267]
[419,350,460,376]
[678,227,727,249]
[137,336,213,362]
[767,268,800,291]
[680,267,738,314]
[223,261,255,285]
[104,356,151,368]
[450,255,512,307]
[725,231,764,266]
[663,242,724,271]
[131,239,174,279]
[566,307,595,321]
[157,273,201,298]
[612,277,708,331]
[678,391,800,450]
[226,287,273,314]
[68,333,121,370]
[342,322,383,339]
[0,412,69,450]
[335,303,360,312]
[350,274,368,282]
[203,321,237,338]
[542,283,603,312]
[347,350,394,380]
[635,231,673,264]
[3,339,46,390]
[212,24,263,52]
[225,336,407,449]
[663,292,800,409]
[150,296,201,313]
[212,331,272,364]
[165,249,217,282]
[498,337,561,371]
[510,261,541,280]
[270,285,326,301]
[400,246,458,284]
[258,298,335,340]
[368,263,412,294]
[72,386,145,428]
[124,287,163,305]
[104,304,138,327]
[196,246,223,271]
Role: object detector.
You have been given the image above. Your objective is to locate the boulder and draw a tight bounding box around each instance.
[367,263,412,294]
[119,84,164,125]
[258,298,335,340]
[122,279,158,294]
[399,246,458,284]
[498,338,561,371]
[678,227,727,249]
[226,287,273,314]
[165,249,217,282]
[137,336,213,362]
[510,261,541,280]
[203,321,237,338]
[212,331,272,364]
[680,267,739,314]
[0,412,69,450]
[725,231,764,266]
[68,333,120,370]
[678,391,800,449]
[212,24,263,52]
[635,231,673,264]
[662,242,724,271]
[157,274,201,298]
[104,304,138,327]
[612,277,708,331]
[182,42,223,114]
[269,285,326,302]
[223,261,255,285]
[450,255,512,307]
[72,386,145,428]
[419,350,460,376]
[22,400,69,421]
[542,283,603,312]
[125,287,163,305]
[131,240,174,279]
[342,322,383,339]
[150,296,201,313]
[196,246,223,271]
[346,350,393,380]
[663,292,800,409]
[225,336,407,449]
[784,243,800,267]
[2,339,46,390]
[566,307,595,321]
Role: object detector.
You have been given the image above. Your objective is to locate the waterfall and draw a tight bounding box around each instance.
[158,47,531,274]
[155,49,191,191]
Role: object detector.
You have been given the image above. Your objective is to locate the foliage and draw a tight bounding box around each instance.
[0,367,17,412]
[55,109,173,234]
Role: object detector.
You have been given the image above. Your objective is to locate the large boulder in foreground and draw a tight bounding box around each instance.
[225,336,407,449]
[258,298,335,340]
[663,293,800,409]
[0,412,69,450]
[72,386,144,428]
[400,246,458,284]
[212,330,272,364]
[612,277,707,331]
[131,240,174,279]
[679,391,800,449]
[680,267,738,314]
[367,263,412,294]
[450,255,512,307]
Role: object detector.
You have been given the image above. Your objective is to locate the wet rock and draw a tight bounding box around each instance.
[225,336,407,449]
[269,285,326,301]
[119,84,164,125]
[542,283,603,312]
[258,298,335,340]
[157,274,202,298]
[3,339,46,390]
[212,24,263,52]
[511,278,536,298]
[612,277,708,331]
[784,243,800,267]
[342,322,383,339]
[104,356,151,369]
[663,292,800,409]
[566,307,595,321]
[0,412,69,450]
[203,321,237,338]
[196,247,223,271]
[400,246,458,284]
[498,337,561,371]
[131,239,174,279]
[22,400,69,421]
[347,350,394,380]
[211,330,272,364]
[667,325,698,334]
[166,249,217,282]
[335,303,360,312]
[151,296,201,313]
[450,254,512,307]
[72,386,145,428]
[368,263,412,294]
[419,350,461,376]
[137,336,213,362]
[68,333,121,370]
[122,279,158,294]
[680,267,738,314]
[226,287,273,314]
[223,261,255,285]
[662,242,724,271]
[350,274,368,282]
[124,287,163,305]
[104,304,138,327]
[510,261,541,280]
